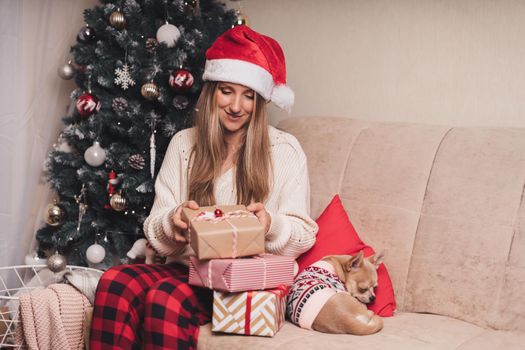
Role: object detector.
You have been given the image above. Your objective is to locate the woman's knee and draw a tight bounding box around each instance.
[96,264,156,301]
[145,278,197,310]
[97,265,134,289]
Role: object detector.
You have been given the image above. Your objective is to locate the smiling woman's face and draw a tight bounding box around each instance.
[215,82,255,137]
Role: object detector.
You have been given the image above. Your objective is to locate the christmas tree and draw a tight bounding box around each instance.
[36,0,236,268]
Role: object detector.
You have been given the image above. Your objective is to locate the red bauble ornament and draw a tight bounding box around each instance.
[214,208,223,218]
[169,69,194,92]
[76,92,101,117]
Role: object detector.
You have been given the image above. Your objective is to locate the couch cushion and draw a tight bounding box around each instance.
[404,128,525,331]
[197,312,524,350]
[334,121,449,310]
[277,117,372,219]
[494,192,525,331]
[279,118,450,311]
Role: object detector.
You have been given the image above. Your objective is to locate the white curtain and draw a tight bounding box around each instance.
[0,0,98,267]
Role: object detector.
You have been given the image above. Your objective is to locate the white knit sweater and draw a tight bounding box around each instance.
[143,125,318,265]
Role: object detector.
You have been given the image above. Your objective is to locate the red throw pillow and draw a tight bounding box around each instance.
[297,195,396,317]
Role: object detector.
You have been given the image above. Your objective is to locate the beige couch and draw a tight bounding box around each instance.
[197,117,525,349]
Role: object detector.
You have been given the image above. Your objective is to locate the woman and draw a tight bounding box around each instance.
[90,25,318,350]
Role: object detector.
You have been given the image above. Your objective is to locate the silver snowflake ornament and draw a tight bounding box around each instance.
[114,64,136,90]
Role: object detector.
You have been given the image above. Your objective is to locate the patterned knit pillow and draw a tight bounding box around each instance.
[297,194,396,317]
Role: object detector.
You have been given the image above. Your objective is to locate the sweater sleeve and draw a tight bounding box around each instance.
[265,147,319,258]
[143,133,188,257]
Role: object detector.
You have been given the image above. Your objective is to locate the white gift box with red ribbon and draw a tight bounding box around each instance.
[212,286,289,337]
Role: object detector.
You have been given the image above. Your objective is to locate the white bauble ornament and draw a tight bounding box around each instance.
[156,23,181,48]
[86,243,106,264]
[84,141,106,167]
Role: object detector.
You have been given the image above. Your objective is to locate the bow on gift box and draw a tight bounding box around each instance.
[190,209,258,258]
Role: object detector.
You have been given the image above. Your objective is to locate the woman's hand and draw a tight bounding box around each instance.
[247,202,271,234]
[171,200,199,243]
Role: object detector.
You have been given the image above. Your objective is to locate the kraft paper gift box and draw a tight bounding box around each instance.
[212,286,288,337]
[188,254,295,292]
[181,205,265,260]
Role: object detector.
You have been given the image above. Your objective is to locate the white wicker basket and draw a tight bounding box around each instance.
[0,265,101,349]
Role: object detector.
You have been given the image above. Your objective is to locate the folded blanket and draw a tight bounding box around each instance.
[6,268,67,315]
[16,283,90,350]
[64,269,103,305]
[8,268,102,316]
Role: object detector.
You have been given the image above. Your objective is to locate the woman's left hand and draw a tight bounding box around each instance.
[247,202,271,234]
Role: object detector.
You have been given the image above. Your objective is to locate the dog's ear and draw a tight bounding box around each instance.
[369,250,386,269]
[345,250,364,272]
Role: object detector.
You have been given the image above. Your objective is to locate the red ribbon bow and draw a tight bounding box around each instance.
[243,285,289,335]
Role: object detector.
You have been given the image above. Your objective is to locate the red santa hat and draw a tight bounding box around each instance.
[203,25,294,112]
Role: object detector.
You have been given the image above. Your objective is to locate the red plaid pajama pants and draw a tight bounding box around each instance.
[89,263,212,350]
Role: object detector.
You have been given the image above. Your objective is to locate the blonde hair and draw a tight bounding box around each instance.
[188,82,272,206]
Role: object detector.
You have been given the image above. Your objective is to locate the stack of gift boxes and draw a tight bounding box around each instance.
[182,205,294,337]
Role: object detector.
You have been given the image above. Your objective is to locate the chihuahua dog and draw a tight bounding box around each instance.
[287,251,384,335]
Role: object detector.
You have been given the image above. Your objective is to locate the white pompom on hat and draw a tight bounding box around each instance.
[202,25,294,113]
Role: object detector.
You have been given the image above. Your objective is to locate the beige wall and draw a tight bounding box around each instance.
[233,0,525,127]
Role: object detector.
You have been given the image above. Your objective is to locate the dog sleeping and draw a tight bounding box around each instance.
[286,251,384,335]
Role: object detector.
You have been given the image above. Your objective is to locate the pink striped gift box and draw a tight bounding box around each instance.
[188,255,295,292]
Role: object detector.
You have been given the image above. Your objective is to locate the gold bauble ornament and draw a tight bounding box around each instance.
[44,200,64,226]
[109,9,126,29]
[234,10,249,27]
[47,252,67,273]
[141,82,160,100]
[110,191,128,211]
